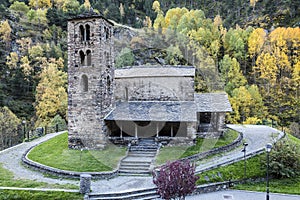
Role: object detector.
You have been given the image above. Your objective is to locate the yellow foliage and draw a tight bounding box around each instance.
[248,28,266,58]
[16,37,32,56]
[20,56,32,79]
[35,58,67,126]
[0,20,11,46]
[84,0,91,10]
[255,53,277,83]
[213,15,222,27]
[152,1,161,13]
[244,117,262,125]
[29,0,52,8]
[6,52,19,70]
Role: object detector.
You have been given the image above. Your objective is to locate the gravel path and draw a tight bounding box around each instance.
[0,131,79,186]
[185,190,300,200]
[0,125,284,194]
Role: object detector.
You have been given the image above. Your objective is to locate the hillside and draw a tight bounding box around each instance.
[0,0,299,149]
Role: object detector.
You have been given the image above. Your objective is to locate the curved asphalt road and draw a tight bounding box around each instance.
[0,125,287,195]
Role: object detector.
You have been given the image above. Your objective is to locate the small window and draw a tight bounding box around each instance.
[106,28,109,40]
[79,50,85,66]
[86,50,92,66]
[86,24,90,41]
[81,75,88,92]
[107,75,111,94]
[79,25,84,41]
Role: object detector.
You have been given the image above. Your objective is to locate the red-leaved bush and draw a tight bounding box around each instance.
[153,160,199,200]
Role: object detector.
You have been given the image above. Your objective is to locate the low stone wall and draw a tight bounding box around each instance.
[193,181,232,195]
[181,128,243,162]
[21,145,120,180]
[195,127,286,174]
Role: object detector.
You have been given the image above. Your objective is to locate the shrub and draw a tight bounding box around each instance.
[269,138,300,179]
[115,47,134,68]
[289,122,300,139]
[49,114,67,131]
[153,160,199,200]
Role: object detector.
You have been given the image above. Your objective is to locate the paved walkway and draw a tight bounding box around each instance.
[0,125,285,195]
[185,190,300,200]
[195,124,283,172]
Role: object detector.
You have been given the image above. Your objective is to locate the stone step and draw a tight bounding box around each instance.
[129,150,157,154]
[128,152,156,157]
[120,162,151,167]
[119,166,150,171]
[134,195,160,200]
[121,159,152,164]
[130,147,158,151]
[89,188,158,200]
[118,169,150,174]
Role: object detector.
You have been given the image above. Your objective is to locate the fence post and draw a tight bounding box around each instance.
[56,124,59,132]
[80,174,91,194]
[45,126,47,135]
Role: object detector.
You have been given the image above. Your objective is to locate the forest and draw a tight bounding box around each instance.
[0,0,299,149]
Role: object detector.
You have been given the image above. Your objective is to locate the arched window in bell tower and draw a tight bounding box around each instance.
[86,50,92,66]
[79,25,85,42]
[79,50,85,66]
[107,75,111,94]
[86,24,90,41]
[81,75,88,92]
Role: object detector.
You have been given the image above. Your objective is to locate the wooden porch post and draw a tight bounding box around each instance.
[156,122,159,137]
[120,123,123,138]
[135,123,138,138]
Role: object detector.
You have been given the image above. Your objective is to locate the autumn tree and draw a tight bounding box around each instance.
[0,20,12,49]
[29,0,52,9]
[227,85,265,124]
[248,28,266,66]
[35,58,67,127]
[0,107,21,150]
[220,54,247,95]
[6,52,19,70]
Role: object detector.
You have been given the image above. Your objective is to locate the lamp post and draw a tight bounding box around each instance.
[266,143,272,200]
[241,142,248,180]
[22,120,26,141]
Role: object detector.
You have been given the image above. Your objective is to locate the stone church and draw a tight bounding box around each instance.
[67,13,232,149]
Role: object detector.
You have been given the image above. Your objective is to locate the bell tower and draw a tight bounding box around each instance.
[67,12,114,149]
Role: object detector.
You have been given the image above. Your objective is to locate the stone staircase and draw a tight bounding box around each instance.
[119,138,159,175]
[88,187,159,200]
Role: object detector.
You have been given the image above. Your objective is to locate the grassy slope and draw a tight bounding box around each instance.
[155,129,239,165]
[27,132,126,172]
[0,190,82,200]
[0,163,77,189]
[197,133,300,195]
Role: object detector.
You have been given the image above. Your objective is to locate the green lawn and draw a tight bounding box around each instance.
[155,129,240,165]
[0,163,77,189]
[0,190,83,200]
[234,176,300,195]
[27,132,126,172]
[197,154,265,185]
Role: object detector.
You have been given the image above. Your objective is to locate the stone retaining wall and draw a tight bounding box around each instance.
[193,181,232,195]
[21,145,121,179]
[195,128,285,174]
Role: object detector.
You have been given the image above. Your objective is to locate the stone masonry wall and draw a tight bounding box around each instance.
[115,66,195,101]
[68,16,114,149]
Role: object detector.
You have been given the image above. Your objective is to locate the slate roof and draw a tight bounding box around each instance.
[68,10,113,25]
[105,93,232,122]
[105,101,197,122]
[194,93,232,112]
